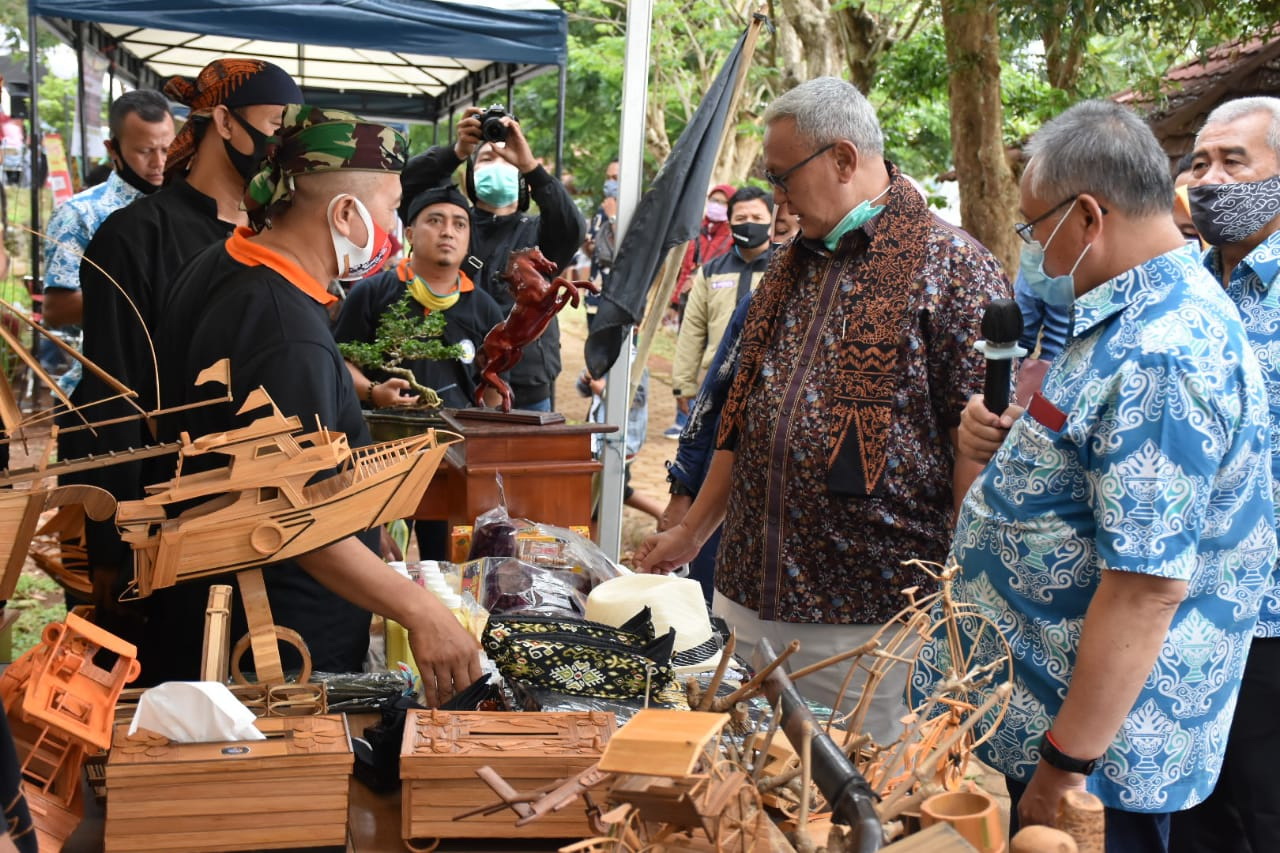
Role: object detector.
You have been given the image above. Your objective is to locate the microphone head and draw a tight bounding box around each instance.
[981,298,1023,347]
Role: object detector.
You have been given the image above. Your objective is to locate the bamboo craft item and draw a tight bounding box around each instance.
[115,387,461,597]
[104,715,352,852]
[200,584,234,683]
[0,613,141,851]
[401,710,615,843]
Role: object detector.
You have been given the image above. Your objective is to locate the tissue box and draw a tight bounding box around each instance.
[401,710,614,842]
[104,715,352,852]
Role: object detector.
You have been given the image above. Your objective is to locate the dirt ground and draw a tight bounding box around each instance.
[553,304,679,562]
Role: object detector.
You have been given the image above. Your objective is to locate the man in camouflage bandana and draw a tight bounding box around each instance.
[144,107,481,707]
[244,104,408,230]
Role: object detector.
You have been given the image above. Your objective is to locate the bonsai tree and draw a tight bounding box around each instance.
[338,292,465,409]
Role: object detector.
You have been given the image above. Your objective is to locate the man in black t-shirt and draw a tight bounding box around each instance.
[335,184,504,560]
[149,106,480,706]
[335,184,503,410]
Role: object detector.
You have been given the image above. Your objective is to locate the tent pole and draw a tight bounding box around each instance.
[597,0,654,559]
[28,12,41,290]
[76,21,87,183]
[554,62,567,180]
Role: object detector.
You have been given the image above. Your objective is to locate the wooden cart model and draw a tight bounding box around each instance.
[468,708,768,853]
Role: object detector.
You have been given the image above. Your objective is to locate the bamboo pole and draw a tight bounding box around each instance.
[628,6,769,402]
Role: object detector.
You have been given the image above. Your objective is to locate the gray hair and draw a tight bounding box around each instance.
[763,76,884,157]
[1198,96,1280,158]
[1025,99,1171,218]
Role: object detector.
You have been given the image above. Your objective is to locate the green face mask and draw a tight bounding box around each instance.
[474,161,520,208]
[823,185,891,250]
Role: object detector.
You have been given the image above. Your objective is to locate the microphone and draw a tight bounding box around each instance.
[975,299,1027,415]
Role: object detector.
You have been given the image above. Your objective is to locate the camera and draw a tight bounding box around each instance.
[477,105,511,144]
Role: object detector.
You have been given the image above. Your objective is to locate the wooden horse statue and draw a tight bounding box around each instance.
[476,247,601,412]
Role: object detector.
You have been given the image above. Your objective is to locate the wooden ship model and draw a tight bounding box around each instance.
[116,386,460,597]
[0,296,223,599]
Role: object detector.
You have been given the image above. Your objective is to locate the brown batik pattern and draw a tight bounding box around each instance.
[715,165,1011,624]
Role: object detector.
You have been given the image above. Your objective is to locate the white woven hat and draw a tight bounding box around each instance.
[585,573,723,674]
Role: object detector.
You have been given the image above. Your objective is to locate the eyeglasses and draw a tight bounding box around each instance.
[1014,195,1109,244]
[763,143,835,194]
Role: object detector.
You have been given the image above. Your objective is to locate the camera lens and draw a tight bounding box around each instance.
[481,117,508,143]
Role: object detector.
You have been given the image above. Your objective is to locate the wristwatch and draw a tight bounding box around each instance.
[1039,733,1100,776]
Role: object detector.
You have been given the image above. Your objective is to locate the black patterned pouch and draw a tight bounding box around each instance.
[481,606,655,664]
[496,627,676,700]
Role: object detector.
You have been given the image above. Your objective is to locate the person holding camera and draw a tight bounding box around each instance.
[401,106,586,411]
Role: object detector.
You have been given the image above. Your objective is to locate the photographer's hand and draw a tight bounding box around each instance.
[495,117,539,174]
[453,106,484,160]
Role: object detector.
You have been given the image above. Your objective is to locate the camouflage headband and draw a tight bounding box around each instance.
[244,104,409,231]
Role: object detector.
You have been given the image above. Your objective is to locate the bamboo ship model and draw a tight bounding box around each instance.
[115,386,459,597]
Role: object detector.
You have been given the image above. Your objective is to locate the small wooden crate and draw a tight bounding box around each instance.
[401,710,615,842]
[104,715,352,852]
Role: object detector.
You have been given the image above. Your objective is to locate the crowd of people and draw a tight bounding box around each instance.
[17,47,1280,852]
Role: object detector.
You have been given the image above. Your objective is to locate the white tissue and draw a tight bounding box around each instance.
[128,682,266,743]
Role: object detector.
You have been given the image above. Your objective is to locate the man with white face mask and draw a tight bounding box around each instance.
[1169,96,1280,853]
[952,100,1275,852]
[402,107,586,411]
[147,106,482,705]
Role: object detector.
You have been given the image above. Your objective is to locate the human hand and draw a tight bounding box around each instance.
[957,393,1022,465]
[379,526,403,562]
[676,396,691,416]
[372,377,420,408]
[405,596,483,707]
[659,494,693,533]
[491,117,539,174]
[635,523,700,573]
[1017,762,1088,829]
[453,106,484,160]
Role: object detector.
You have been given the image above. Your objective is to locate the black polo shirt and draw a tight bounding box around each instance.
[139,229,375,683]
[333,266,505,409]
[68,178,236,570]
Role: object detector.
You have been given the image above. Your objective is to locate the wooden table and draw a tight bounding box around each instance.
[413,411,614,534]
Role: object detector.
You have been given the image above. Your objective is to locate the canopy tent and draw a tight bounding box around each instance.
[22,0,570,282]
[29,0,568,123]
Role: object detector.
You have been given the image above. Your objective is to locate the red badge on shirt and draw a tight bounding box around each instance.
[1028,391,1067,432]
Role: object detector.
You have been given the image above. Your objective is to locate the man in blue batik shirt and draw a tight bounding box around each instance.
[41,89,173,393]
[1170,96,1280,853]
[947,100,1276,852]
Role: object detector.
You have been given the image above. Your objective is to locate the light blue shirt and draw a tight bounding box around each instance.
[41,170,143,393]
[934,244,1276,812]
[1014,270,1070,359]
[1205,230,1280,637]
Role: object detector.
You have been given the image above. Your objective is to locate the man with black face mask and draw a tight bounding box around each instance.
[41,89,173,339]
[64,58,301,645]
[1170,96,1280,853]
[670,186,773,420]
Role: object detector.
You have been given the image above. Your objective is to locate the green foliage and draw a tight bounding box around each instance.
[37,73,77,144]
[9,572,65,658]
[337,291,464,372]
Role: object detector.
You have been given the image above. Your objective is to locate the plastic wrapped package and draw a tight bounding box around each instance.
[311,670,414,713]
[466,556,588,618]
[466,473,522,560]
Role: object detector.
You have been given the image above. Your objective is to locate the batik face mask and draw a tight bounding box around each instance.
[329,195,393,281]
[1188,175,1280,246]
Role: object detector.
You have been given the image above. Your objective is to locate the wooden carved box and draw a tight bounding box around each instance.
[400,710,615,842]
[104,715,352,852]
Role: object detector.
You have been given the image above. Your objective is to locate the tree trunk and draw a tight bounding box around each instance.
[774,0,848,89]
[940,0,1020,277]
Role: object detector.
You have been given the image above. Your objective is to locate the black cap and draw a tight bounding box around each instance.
[404,184,471,226]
